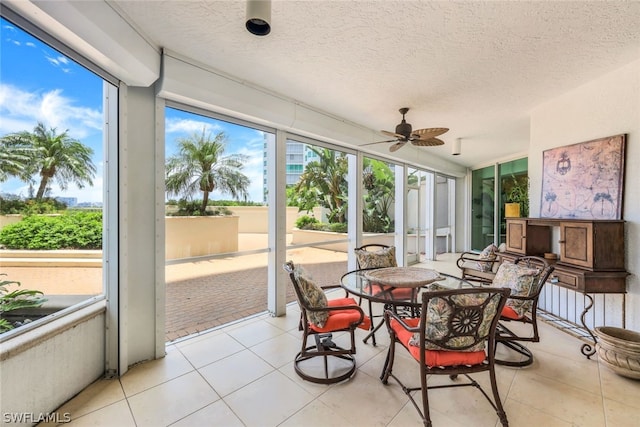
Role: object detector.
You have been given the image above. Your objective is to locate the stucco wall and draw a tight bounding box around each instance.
[165,216,239,259]
[529,59,640,330]
[0,300,106,426]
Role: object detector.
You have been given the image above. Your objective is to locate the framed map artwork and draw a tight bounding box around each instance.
[540,134,626,219]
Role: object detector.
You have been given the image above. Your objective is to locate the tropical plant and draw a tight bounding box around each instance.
[0,274,46,333]
[0,122,96,201]
[292,147,348,223]
[165,129,250,216]
[362,159,395,233]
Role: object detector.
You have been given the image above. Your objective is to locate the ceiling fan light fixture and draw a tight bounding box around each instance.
[395,121,412,139]
[452,138,462,155]
[395,107,412,139]
[246,0,271,36]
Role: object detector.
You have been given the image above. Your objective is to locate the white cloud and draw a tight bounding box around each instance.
[45,54,72,73]
[165,117,223,135]
[0,84,102,138]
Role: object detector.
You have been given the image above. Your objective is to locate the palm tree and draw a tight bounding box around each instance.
[0,138,34,182]
[0,122,96,200]
[294,147,348,223]
[165,129,250,215]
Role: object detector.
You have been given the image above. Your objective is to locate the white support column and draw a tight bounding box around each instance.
[154,97,166,359]
[425,173,436,260]
[268,130,287,316]
[448,177,457,253]
[104,81,120,377]
[394,164,406,266]
[347,153,363,271]
[118,85,160,369]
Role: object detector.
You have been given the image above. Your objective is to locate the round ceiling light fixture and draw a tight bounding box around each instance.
[452,138,462,156]
[246,0,271,36]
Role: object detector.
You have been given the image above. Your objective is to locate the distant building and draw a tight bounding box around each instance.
[76,202,103,208]
[55,196,77,207]
[262,137,319,203]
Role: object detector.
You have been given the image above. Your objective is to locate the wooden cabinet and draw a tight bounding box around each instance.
[559,221,625,270]
[505,219,551,256]
[505,218,627,294]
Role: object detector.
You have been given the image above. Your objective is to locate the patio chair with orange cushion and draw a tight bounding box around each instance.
[283,261,371,384]
[490,255,555,367]
[381,287,511,427]
[353,244,406,346]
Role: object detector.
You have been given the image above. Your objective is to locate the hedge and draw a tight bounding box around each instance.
[0,212,102,250]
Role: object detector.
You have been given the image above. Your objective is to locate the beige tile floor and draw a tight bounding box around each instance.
[40,254,640,427]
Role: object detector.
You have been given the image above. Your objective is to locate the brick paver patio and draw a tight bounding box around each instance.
[2,245,349,342]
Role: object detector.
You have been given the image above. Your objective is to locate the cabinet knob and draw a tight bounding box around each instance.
[558,240,566,244]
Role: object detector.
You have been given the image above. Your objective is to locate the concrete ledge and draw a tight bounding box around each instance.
[0,250,102,267]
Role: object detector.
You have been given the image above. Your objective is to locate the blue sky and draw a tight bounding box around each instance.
[0,17,267,203]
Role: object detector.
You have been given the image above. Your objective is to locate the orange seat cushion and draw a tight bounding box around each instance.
[501,306,523,320]
[365,284,415,300]
[390,318,486,367]
[309,298,371,332]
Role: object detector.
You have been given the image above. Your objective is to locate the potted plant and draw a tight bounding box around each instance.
[505,175,529,218]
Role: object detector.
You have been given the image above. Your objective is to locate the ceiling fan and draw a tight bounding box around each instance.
[363,107,448,152]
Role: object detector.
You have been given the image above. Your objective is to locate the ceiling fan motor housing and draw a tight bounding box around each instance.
[395,120,412,139]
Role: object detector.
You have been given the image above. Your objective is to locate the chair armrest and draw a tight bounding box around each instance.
[456,251,482,269]
[320,284,342,291]
[383,309,420,333]
[504,294,533,301]
[306,301,367,322]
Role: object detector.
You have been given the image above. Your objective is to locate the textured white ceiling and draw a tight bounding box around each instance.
[111,0,640,168]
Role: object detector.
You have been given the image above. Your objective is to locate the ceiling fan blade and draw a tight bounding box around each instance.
[389,141,407,152]
[411,137,445,147]
[411,127,449,140]
[381,130,405,139]
[360,139,399,147]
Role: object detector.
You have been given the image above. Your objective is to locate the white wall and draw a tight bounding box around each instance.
[0,302,106,426]
[529,59,640,330]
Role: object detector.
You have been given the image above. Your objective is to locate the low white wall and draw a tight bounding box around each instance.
[290,229,395,252]
[165,216,239,260]
[227,206,300,233]
[0,300,106,427]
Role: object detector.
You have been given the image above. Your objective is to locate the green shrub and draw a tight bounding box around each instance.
[167,199,234,216]
[166,199,262,207]
[328,222,347,233]
[294,218,347,233]
[295,215,319,229]
[210,206,232,216]
[206,200,263,207]
[168,200,209,216]
[0,212,102,250]
[0,197,66,215]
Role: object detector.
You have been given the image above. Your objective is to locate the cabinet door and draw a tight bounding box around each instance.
[506,219,527,254]
[560,222,593,268]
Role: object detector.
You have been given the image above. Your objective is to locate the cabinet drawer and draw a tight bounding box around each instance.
[554,272,578,288]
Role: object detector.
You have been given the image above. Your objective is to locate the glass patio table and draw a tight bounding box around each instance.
[340,267,474,345]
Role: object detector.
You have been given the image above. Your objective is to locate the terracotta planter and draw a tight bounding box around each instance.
[594,326,640,380]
